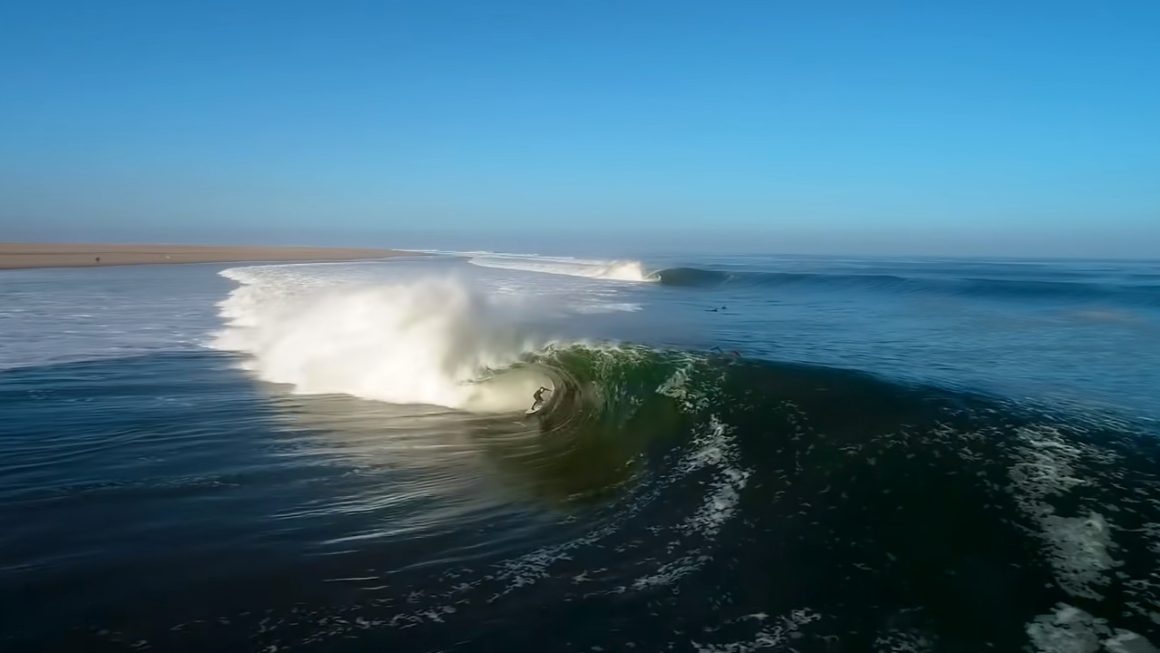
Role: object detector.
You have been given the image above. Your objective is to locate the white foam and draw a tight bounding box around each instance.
[0,268,220,370]
[1099,630,1155,649]
[631,553,712,590]
[212,267,553,412]
[691,609,821,653]
[1026,604,1107,653]
[1041,512,1117,600]
[1025,604,1159,653]
[1105,631,1160,653]
[685,465,750,538]
[656,367,692,405]
[631,415,751,589]
[873,629,935,652]
[467,254,657,283]
[1008,426,1121,600]
[678,417,750,539]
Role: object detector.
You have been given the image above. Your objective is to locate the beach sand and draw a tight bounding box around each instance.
[0,243,409,270]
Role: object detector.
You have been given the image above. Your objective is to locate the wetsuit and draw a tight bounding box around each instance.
[531,387,547,411]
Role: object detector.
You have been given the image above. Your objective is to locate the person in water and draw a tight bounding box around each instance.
[531,386,549,411]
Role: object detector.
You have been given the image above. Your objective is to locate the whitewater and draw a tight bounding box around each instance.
[464,252,657,282]
[212,266,554,412]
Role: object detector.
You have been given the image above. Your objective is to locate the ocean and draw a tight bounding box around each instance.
[1,252,1158,652]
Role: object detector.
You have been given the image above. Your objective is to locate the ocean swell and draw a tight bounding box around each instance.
[651,266,1160,305]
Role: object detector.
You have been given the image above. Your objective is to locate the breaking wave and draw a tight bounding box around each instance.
[466,254,657,282]
[212,267,556,412]
[448,253,1159,308]
[212,265,685,417]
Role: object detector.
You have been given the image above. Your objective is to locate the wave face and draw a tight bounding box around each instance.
[652,266,732,286]
[466,254,656,282]
[212,267,553,412]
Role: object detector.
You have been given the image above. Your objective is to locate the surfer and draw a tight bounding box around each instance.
[530,386,549,413]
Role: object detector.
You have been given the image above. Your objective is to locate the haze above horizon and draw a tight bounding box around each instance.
[1,1,1158,257]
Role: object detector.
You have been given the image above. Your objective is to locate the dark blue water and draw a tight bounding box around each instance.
[1,254,1158,652]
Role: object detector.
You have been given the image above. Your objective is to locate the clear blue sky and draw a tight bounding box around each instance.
[1,0,1158,256]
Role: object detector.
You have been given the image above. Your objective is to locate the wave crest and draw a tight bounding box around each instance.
[212,268,552,412]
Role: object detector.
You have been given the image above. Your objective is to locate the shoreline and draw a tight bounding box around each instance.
[0,243,412,270]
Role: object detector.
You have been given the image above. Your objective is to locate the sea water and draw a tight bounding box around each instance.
[1,253,1158,651]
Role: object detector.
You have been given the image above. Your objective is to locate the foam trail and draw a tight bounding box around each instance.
[212,267,552,412]
[467,254,657,283]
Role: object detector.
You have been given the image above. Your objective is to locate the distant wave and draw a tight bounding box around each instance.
[647,266,1160,305]
[467,254,657,282]
[375,250,1160,307]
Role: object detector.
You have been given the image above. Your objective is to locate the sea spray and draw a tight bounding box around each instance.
[213,268,552,411]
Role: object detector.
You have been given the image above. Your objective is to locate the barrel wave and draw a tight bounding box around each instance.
[212,263,706,441]
[198,262,1160,651]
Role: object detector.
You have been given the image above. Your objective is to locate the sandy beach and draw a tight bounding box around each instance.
[0,243,408,270]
